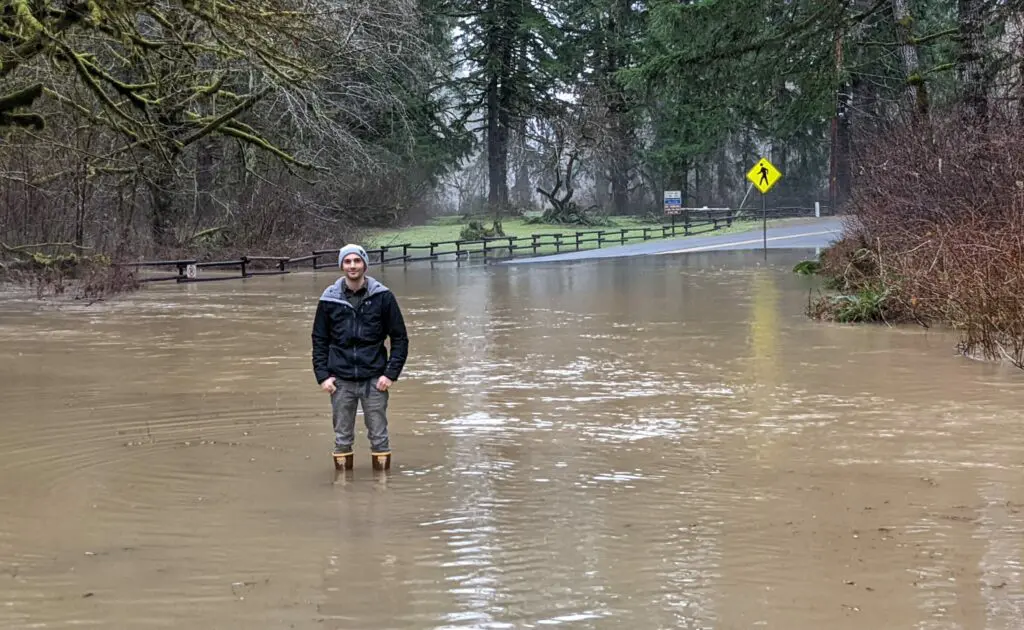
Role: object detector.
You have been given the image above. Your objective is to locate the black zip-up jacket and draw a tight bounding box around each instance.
[311,276,409,383]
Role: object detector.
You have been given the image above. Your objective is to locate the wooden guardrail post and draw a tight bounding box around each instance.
[120,210,803,280]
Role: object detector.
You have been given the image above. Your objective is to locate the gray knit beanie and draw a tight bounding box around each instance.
[338,244,369,267]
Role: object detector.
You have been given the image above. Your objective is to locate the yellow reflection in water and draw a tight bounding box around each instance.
[747,268,780,461]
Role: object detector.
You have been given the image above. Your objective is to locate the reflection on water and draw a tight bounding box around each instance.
[2,249,1024,629]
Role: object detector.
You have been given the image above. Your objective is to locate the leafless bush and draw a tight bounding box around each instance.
[0,247,140,302]
[836,109,1024,367]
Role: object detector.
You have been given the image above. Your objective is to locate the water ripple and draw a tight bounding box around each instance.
[3,260,1024,629]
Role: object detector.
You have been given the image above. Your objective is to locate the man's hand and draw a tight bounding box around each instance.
[376,375,393,392]
[321,377,337,394]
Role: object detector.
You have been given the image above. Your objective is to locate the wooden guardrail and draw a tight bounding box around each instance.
[118,206,825,283]
[325,208,742,267]
[120,255,298,283]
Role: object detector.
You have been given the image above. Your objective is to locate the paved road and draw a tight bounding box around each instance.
[504,218,844,265]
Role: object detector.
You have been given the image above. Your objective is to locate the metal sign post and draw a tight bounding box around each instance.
[745,158,783,261]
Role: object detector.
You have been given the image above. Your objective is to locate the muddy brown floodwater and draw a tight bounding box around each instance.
[2,249,1024,629]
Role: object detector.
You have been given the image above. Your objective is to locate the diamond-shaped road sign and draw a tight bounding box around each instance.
[746,157,782,194]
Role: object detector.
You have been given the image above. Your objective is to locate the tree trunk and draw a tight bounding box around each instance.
[1016,12,1024,122]
[831,30,852,210]
[680,160,689,206]
[74,141,91,248]
[485,0,514,218]
[602,0,633,215]
[610,155,629,214]
[741,129,752,190]
[693,166,702,207]
[512,127,533,209]
[149,167,180,249]
[892,0,930,122]
[835,83,853,209]
[715,142,729,206]
[594,164,610,211]
[536,152,578,221]
[511,44,532,211]
[769,144,785,204]
[486,76,506,217]
[957,0,989,128]
[194,139,217,226]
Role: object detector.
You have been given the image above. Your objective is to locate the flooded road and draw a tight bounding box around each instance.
[2,250,1024,629]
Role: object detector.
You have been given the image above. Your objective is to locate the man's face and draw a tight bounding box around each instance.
[342,253,366,281]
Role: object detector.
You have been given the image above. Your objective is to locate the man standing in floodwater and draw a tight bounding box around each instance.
[311,244,409,472]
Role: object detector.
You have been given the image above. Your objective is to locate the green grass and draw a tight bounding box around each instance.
[363,215,808,259]
[364,216,656,248]
[809,286,892,324]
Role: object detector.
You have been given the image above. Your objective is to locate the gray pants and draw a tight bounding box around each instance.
[331,378,390,453]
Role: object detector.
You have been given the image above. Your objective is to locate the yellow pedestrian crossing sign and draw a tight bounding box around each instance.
[746,157,782,194]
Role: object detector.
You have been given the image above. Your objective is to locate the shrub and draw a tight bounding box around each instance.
[1,248,140,301]
[810,110,1024,367]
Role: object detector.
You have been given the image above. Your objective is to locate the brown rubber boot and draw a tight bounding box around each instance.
[370,451,391,471]
[333,451,353,471]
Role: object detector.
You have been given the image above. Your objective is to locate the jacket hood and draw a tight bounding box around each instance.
[320,275,390,305]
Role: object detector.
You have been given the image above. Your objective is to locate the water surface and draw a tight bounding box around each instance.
[2,250,1023,629]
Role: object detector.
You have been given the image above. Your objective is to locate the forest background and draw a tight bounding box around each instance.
[0,0,1021,365]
